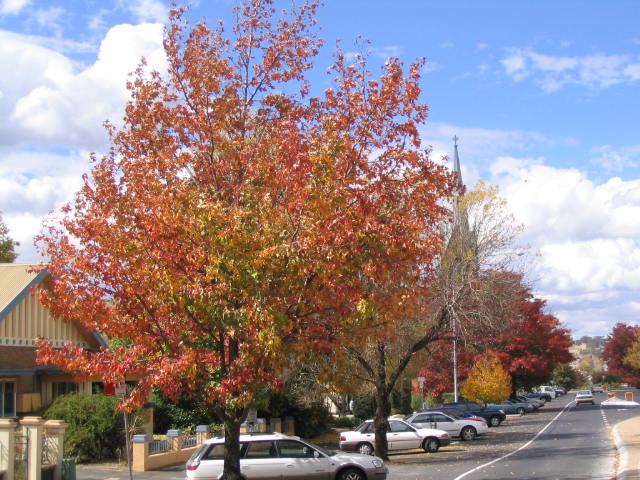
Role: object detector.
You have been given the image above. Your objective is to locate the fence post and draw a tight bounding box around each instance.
[166,430,181,452]
[21,417,44,480]
[195,425,210,445]
[132,434,150,472]
[44,420,68,480]
[0,418,18,480]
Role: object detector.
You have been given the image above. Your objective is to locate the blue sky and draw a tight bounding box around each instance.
[1,0,639,339]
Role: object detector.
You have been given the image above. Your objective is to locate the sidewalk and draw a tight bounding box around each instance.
[614,415,640,480]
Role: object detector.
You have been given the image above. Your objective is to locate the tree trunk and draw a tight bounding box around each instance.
[222,417,243,480]
[373,341,392,461]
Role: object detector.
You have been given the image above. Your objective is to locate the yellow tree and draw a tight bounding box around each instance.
[460,352,511,404]
[624,331,640,369]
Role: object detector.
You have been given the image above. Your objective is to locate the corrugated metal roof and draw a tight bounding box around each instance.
[0,263,48,321]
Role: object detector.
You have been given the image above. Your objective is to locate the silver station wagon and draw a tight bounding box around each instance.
[186,432,388,480]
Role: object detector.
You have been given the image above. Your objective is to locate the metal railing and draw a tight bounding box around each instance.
[181,434,198,449]
[149,438,169,455]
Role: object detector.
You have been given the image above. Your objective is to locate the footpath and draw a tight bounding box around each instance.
[613,411,640,480]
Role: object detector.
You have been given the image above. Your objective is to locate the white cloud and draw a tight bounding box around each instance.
[1,22,166,150]
[500,48,640,92]
[590,144,640,173]
[491,158,640,338]
[0,150,87,263]
[122,0,168,24]
[0,0,29,15]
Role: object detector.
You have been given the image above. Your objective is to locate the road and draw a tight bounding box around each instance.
[386,390,640,480]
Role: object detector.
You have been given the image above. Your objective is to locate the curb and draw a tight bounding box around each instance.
[613,423,629,480]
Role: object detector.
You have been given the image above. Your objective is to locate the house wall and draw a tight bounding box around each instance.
[0,285,96,414]
[0,289,89,349]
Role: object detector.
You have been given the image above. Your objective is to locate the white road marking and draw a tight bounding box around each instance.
[452,401,575,480]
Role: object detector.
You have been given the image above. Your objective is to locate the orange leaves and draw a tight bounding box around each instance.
[35,0,458,419]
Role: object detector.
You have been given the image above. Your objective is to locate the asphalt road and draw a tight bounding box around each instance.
[386,390,640,480]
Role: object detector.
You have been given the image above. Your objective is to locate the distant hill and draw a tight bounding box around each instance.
[570,336,606,370]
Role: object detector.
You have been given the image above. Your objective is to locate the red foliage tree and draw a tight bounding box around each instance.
[417,276,573,398]
[494,295,573,393]
[34,1,456,476]
[602,322,640,386]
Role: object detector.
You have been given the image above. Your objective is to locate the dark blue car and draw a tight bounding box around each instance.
[437,402,507,427]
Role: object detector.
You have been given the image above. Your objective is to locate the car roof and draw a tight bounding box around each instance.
[203,432,299,444]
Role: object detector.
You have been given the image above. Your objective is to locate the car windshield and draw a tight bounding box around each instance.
[578,390,591,395]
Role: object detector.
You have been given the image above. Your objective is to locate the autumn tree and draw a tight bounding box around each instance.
[493,292,573,394]
[624,331,640,371]
[0,212,18,262]
[333,181,527,459]
[552,363,582,391]
[460,352,511,404]
[603,323,640,387]
[34,1,456,477]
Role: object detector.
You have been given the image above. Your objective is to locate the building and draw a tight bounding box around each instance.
[0,263,108,417]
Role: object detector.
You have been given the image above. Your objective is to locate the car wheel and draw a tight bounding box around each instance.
[422,437,440,453]
[460,426,477,441]
[516,407,525,416]
[338,467,366,480]
[356,442,374,455]
[489,416,501,427]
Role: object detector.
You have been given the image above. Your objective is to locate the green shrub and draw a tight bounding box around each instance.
[152,391,218,433]
[331,416,360,429]
[351,393,375,420]
[42,393,124,462]
[292,404,333,439]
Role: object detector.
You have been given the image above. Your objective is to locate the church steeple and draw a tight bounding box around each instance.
[453,135,463,188]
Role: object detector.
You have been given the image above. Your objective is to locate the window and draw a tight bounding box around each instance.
[244,441,277,458]
[0,381,15,417]
[278,440,316,458]
[52,382,78,399]
[388,421,412,433]
[433,414,453,423]
[202,444,225,460]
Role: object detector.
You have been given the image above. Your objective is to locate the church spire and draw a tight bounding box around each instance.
[452,135,463,187]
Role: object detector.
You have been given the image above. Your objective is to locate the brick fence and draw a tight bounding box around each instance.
[0,417,67,480]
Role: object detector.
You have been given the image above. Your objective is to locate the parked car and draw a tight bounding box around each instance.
[485,399,534,415]
[555,387,567,396]
[186,432,388,480]
[441,401,507,427]
[523,392,552,403]
[339,419,450,455]
[418,406,486,423]
[591,384,604,394]
[404,410,488,441]
[575,389,596,405]
[512,396,544,410]
[538,385,557,399]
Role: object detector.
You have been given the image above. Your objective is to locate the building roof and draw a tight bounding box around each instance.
[0,263,109,348]
[0,263,49,322]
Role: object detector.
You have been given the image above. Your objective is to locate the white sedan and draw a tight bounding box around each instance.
[339,419,451,455]
[404,410,488,441]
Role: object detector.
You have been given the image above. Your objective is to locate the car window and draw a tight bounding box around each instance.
[433,413,452,422]
[389,421,413,433]
[201,443,225,460]
[244,441,278,458]
[278,440,316,458]
[361,422,375,433]
[412,414,429,423]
